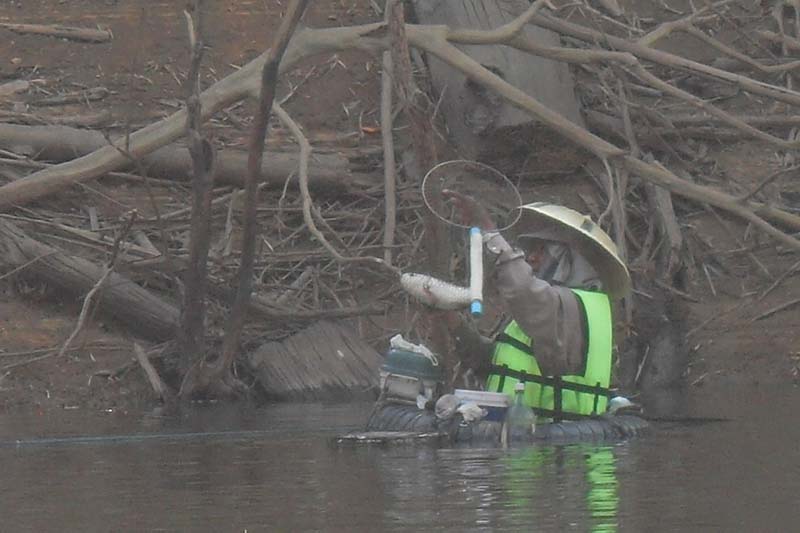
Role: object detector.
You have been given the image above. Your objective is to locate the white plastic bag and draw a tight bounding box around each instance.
[389,334,438,366]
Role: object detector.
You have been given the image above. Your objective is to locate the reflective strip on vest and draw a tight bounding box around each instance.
[485,289,613,417]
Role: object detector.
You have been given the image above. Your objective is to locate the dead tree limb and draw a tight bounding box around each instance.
[272,103,394,274]
[134,342,174,403]
[751,298,800,322]
[739,165,800,202]
[486,24,800,150]
[444,19,800,241]
[0,219,179,341]
[31,87,110,107]
[178,0,217,376]
[409,21,800,246]
[201,0,310,399]
[622,63,800,150]
[0,124,356,189]
[388,0,450,276]
[412,0,583,160]
[617,74,682,281]
[0,21,385,208]
[267,265,314,306]
[531,13,800,108]
[636,3,723,47]
[646,182,684,275]
[666,114,800,128]
[756,29,800,53]
[0,110,112,128]
[623,156,800,251]
[0,22,113,43]
[206,282,387,320]
[705,205,770,277]
[388,0,455,377]
[381,51,398,265]
[634,3,800,74]
[0,80,32,98]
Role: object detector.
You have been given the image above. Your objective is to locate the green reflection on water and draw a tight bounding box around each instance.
[502,444,619,532]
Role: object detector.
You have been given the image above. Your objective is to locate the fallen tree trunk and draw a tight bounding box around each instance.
[584,109,696,157]
[0,110,113,128]
[0,22,390,209]
[0,14,798,249]
[0,124,366,189]
[0,23,112,43]
[666,113,800,129]
[0,219,179,341]
[246,319,381,400]
[412,0,583,167]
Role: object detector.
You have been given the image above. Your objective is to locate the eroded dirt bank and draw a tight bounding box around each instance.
[2,0,799,413]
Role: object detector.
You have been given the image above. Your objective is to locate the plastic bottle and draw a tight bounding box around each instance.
[505,382,536,445]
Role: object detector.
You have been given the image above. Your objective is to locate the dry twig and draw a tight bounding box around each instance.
[134,342,174,403]
[56,211,137,359]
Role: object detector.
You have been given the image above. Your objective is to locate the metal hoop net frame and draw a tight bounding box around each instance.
[421,160,522,231]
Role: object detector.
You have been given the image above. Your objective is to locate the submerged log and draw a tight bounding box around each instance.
[411,0,584,173]
[331,431,448,446]
[0,219,179,341]
[246,320,382,401]
[0,124,370,190]
[0,23,113,43]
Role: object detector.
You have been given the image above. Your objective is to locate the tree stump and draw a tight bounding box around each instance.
[412,0,587,177]
[246,320,382,400]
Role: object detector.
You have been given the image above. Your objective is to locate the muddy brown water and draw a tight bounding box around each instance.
[2,383,799,532]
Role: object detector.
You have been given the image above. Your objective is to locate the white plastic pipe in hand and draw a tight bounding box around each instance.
[469,227,483,317]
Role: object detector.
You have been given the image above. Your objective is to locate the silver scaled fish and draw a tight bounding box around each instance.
[400,272,471,310]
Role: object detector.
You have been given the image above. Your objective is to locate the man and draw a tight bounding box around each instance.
[442,191,631,420]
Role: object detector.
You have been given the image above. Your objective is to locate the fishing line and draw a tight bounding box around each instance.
[0,427,343,449]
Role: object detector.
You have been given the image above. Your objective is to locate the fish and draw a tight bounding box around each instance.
[400,272,471,310]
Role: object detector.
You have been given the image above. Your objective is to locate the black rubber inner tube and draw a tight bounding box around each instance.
[365,402,649,444]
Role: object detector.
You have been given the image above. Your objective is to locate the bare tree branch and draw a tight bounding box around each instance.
[272,102,397,275]
[219,0,311,369]
[178,0,217,375]
[380,51,397,265]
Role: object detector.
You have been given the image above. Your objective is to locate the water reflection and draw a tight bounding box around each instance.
[367,443,624,531]
[502,445,620,532]
[2,385,800,531]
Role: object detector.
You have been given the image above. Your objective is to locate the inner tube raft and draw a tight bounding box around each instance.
[365,402,648,444]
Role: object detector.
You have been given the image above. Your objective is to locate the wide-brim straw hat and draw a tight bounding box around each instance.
[514,202,631,298]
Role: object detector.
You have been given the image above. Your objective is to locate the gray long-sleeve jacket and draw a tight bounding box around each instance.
[453,233,588,377]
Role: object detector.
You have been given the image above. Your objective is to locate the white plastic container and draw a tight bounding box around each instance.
[379,347,443,404]
[454,389,510,421]
[379,371,440,404]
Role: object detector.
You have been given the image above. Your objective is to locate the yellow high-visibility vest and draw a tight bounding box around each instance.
[485,289,613,418]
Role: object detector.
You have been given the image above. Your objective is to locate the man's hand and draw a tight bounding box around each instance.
[442,189,497,231]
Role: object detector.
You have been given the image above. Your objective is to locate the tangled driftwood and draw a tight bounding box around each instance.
[3,1,800,398]
[0,2,798,251]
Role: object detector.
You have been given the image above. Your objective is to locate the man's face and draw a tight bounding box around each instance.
[524,240,548,271]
